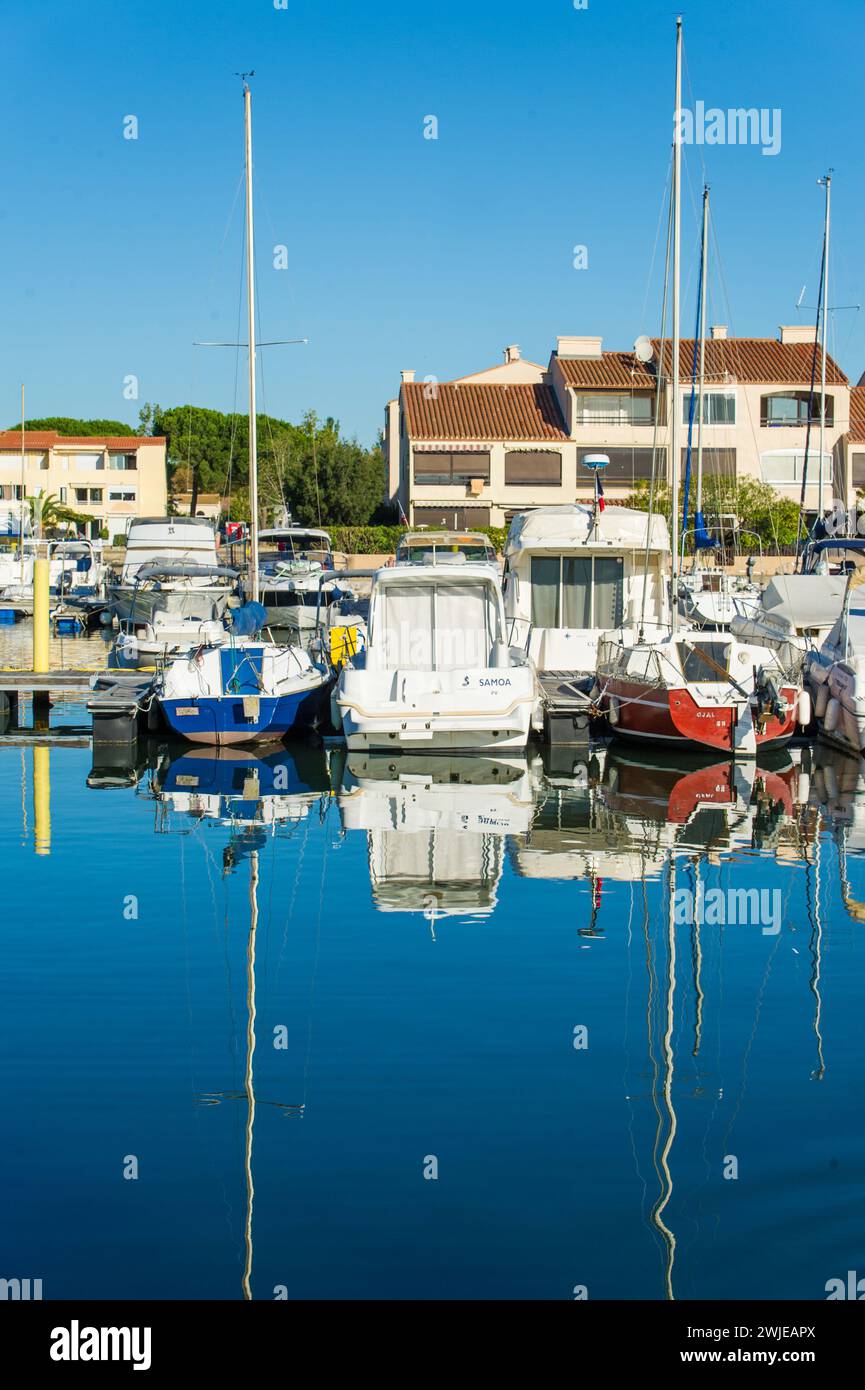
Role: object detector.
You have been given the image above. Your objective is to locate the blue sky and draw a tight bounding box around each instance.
[2,0,863,446]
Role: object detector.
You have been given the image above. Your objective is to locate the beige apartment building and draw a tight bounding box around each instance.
[0,431,167,539]
[384,329,855,529]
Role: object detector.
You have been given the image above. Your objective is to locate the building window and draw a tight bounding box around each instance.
[0,484,24,500]
[412,505,491,528]
[577,446,663,483]
[74,487,88,503]
[680,447,736,477]
[504,451,562,486]
[413,451,491,485]
[108,452,137,470]
[681,391,736,425]
[574,393,656,426]
[59,487,67,503]
[108,489,136,502]
[89,488,103,502]
[760,449,832,484]
[63,451,105,471]
[530,554,624,630]
[760,392,833,428]
[851,453,865,489]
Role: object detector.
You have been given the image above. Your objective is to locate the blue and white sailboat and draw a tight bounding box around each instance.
[157,79,329,746]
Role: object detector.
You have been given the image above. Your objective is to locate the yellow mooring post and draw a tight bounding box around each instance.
[33,745,51,856]
[33,554,50,673]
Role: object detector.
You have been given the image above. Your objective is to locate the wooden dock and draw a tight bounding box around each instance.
[0,668,156,744]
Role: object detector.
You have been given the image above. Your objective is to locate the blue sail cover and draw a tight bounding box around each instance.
[229,601,268,636]
[693,510,716,550]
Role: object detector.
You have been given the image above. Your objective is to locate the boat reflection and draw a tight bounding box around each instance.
[338,753,534,923]
[510,746,806,886]
[148,743,332,841]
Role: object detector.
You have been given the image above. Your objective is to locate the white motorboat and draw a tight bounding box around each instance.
[109,516,232,624]
[113,562,240,667]
[0,538,105,613]
[805,568,865,757]
[730,538,859,669]
[335,558,537,752]
[502,502,671,729]
[677,564,762,630]
[258,527,348,630]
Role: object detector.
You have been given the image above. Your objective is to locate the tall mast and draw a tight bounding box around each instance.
[670,16,682,634]
[817,171,831,525]
[20,383,26,579]
[694,185,709,568]
[243,79,260,604]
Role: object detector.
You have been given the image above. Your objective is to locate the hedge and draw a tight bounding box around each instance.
[329,525,508,554]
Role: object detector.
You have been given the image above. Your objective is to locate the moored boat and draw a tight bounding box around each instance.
[335,559,537,752]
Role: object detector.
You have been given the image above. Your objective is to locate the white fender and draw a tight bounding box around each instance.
[814,682,829,719]
[608,694,620,726]
[824,696,840,733]
[797,689,812,728]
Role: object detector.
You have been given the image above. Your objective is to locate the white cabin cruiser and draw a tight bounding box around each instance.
[336,558,537,752]
[502,504,671,735]
[109,516,232,624]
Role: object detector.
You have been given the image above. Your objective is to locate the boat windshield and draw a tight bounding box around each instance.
[398,539,495,565]
[374,578,502,670]
[261,533,331,559]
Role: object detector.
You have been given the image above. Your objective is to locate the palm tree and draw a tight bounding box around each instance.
[27,490,93,536]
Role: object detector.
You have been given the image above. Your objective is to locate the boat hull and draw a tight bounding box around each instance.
[160,686,324,745]
[603,679,797,754]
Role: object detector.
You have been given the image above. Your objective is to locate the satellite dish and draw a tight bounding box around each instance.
[582,453,610,471]
[634,335,654,363]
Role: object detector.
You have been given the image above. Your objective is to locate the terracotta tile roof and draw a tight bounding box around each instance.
[554,352,656,389]
[850,386,865,443]
[401,382,568,441]
[553,339,848,388]
[0,432,165,450]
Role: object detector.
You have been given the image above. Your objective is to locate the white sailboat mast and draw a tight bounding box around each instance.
[243,80,260,604]
[670,16,682,634]
[817,171,831,524]
[694,185,709,556]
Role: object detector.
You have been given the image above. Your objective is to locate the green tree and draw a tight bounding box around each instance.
[8,417,137,436]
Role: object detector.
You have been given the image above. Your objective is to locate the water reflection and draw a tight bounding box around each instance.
[8,739,865,1301]
[338,753,534,923]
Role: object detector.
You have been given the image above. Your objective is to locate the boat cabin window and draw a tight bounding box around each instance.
[374,579,501,671]
[530,555,624,630]
[676,641,729,682]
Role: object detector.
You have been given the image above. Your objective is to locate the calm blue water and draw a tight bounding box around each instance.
[1,712,864,1300]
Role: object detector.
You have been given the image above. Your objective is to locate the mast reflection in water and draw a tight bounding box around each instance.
[1,734,862,1299]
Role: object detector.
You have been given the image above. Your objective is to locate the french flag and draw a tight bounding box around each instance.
[596,474,606,513]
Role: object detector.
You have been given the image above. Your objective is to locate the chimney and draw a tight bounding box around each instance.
[556,335,603,359]
[710,325,728,340]
[503,344,520,363]
[779,325,817,345]
[400,369,416,383]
